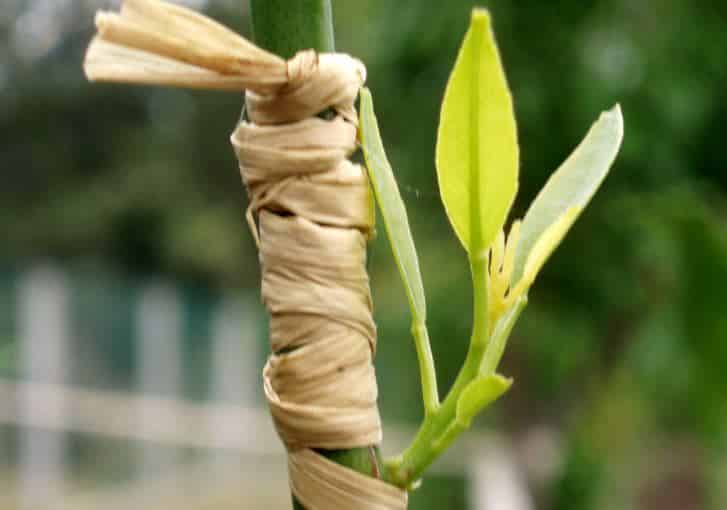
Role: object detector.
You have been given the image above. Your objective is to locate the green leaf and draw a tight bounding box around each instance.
[511,105,624,287]
[456,373,512,427]
[359,88,427,324]
[436,8,518,256]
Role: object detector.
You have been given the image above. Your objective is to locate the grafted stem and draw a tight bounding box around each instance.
[246,1,387,508]
[249,0,334,58]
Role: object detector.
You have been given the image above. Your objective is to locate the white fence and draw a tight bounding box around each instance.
[0,265,542,509]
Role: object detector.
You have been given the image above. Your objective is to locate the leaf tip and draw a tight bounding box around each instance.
[614,103,624,133]
[357,87,373,139]
[471,8,492,27]
[493,373,514,390]
[602,103,624,139]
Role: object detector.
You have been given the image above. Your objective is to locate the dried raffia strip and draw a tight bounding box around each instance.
[83,1,407,508]
[290,449,409,510]
[85,0,286,90]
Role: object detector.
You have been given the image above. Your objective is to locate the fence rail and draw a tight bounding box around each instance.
[0,265,539,509]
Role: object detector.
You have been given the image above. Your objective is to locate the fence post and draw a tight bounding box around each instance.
[207,294,260,467]
[18,266,69,507]
[468,442,534,510]
[136,282,182,479]
[210,295,259,407]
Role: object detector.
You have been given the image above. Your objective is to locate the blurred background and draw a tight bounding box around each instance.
[1,0,726,508]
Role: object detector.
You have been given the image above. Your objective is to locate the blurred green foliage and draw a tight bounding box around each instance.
[2,0,727,508]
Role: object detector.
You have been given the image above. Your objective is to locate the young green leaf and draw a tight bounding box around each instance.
[430,372,511,455]
[360,88,439,412]
[436,8,518,256]
[455,373,512,427]
[511,105,624,287]
[359,87,427,324]
[521,206,581,287]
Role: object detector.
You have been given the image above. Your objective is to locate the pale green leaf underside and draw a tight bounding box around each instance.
[436,9,519,255]
[359,88,427,323]
[511,105,624,286]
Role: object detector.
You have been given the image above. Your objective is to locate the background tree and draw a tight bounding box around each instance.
[1,1,727,508]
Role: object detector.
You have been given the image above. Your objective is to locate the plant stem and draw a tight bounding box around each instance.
[386,258,527,487]
[413,321,440,415]
[387,254,490,486]
[250,0,334,58]
[480,296,526,375]
[387,254,527,487]
[246,1,387,508]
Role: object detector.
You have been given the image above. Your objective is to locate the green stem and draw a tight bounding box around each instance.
[387,261,525,488]
[480,296,527,375]
[412,321,440,415]
[246,1,387,508]
[387,254,490,486]
[250,0,334,58]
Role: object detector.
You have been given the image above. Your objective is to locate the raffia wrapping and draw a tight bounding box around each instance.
[83,1,407,508]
